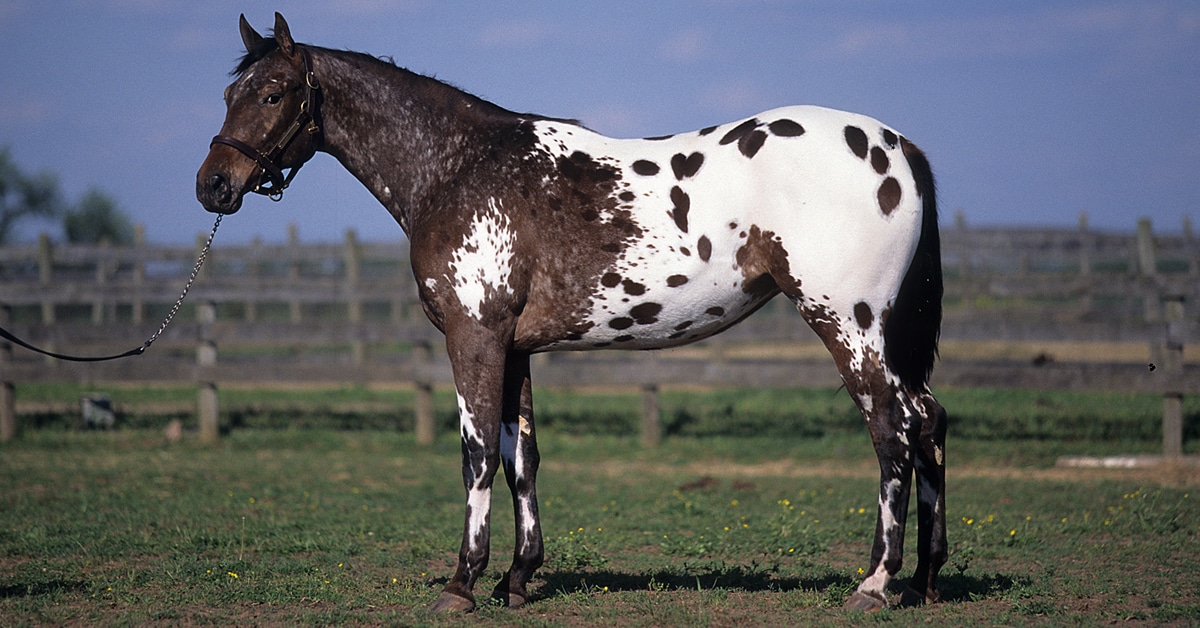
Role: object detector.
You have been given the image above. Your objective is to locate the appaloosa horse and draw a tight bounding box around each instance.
[197,13,948,613]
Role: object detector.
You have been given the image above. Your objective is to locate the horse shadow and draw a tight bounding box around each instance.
[0,579,89,599]
[530,565,1026,606]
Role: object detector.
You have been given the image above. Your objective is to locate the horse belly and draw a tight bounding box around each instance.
[535,259,774,352]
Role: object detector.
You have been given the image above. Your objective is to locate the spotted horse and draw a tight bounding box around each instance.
[197,13,948,613]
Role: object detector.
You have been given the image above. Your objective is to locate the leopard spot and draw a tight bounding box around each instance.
[631,160,660,176]
[608,317,634,330]
[844,126,869,159]
[601,272,622,288]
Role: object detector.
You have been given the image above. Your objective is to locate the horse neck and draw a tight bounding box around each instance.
[312,49,513,233]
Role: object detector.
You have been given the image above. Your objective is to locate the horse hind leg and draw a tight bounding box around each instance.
[900,392,948,607]
[845,380,922,611]
[797,301,920,611]
[491,352,544,608]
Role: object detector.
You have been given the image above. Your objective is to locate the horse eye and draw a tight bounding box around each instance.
[263,93,283,105]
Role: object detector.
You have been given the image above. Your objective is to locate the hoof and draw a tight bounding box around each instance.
[492,589,528,608]
[429,591,476,613]
[899,586,939,607]
[844,590,888,612]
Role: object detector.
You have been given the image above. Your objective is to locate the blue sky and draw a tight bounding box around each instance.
[2,1,1198,244]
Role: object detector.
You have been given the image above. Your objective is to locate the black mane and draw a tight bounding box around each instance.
[232,40,577,126]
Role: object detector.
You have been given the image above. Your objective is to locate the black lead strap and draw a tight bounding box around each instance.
[0,326,148,362]
[0,214,222,363]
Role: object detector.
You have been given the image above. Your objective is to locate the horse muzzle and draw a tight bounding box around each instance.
[196,144,260,214]
[196,169,243,214]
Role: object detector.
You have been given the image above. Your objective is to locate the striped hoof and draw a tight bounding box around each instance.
[429,591,476,613]
[843,590,888,612]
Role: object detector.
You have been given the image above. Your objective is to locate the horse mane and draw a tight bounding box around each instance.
[231,39,580,126]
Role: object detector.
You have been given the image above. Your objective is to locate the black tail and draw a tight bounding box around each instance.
[884,138,942,392]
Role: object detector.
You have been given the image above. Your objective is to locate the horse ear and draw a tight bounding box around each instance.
[273,12,298,59]
[239,14,264,52]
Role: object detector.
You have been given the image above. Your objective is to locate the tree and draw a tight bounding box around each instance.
[63,188,135,245]
[0,146,63,245]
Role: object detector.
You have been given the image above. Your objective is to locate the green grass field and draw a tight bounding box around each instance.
[3,387,1200,625]
[7,413,1200,628]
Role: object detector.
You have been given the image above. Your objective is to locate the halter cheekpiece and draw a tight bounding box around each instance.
[210,46,322,201]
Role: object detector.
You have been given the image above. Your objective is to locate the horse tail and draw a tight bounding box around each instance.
[884,138,942,392]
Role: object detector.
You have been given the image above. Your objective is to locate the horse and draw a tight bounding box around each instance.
[197,13,948,613]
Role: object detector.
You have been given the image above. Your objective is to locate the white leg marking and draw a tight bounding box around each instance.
[466,486,491,550]
[879,478,902,536]
[458,392,482,445]
[858,562,891,597]
[458,391,491,552]
[501,416,539,545]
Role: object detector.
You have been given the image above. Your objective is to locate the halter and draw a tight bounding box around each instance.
[210,46,322,201]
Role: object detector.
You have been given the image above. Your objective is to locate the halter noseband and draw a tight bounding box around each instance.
[210,46,322,201]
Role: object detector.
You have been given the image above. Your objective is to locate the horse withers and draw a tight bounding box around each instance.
[197,13,947,613]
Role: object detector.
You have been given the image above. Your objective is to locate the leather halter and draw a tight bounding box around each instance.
[210,46,322,201]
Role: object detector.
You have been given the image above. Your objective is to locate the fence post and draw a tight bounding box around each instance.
[1161,295,1185,458]
[1185,216,1199,278]
[197,301,219,444]
[1078,212,1094,314]
[641,383,662,448]
[1137,218,1160,322]
[245,236,261,323]
[344,229,366,365]
[92,239,108,324]
[1,303,15,442]
[953,209,973,310]
[288,224,302,324]
[412,340,436,445]
[132,225,145,324]
[36,234,56,365]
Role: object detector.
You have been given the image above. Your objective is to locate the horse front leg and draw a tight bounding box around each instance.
[900,393,948,607]
[491,352,544,607]
[429,322,512,613]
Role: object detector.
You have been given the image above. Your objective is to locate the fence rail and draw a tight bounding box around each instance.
[2,217,1197,450]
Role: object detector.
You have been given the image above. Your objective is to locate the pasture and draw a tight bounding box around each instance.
[2,386,1198,625]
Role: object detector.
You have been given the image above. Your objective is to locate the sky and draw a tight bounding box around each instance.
[2,1,1198,245]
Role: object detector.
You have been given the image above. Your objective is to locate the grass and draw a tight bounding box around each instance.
[2,425,1199,626]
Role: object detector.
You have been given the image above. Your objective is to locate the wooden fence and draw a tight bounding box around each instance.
[2,216,1197,450]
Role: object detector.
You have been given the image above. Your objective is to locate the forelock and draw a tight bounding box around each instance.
[232,37,280,77]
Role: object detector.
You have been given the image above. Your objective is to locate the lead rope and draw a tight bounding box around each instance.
[0,214,223,362]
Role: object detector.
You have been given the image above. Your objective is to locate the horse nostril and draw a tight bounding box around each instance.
[206,173,230,199]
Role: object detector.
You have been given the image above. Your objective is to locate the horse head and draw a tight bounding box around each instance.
[196,13,322,213]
